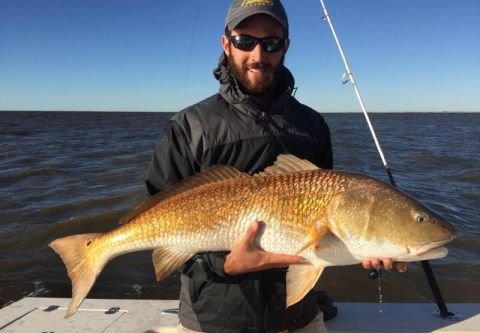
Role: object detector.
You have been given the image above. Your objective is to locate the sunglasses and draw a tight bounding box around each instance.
[228,34,286,53]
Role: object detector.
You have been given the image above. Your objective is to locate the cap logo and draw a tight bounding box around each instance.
[241,0,273,7]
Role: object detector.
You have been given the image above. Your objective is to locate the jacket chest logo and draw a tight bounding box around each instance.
[282,125,309,138]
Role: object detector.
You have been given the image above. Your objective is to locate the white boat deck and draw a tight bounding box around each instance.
[0,297,478,332]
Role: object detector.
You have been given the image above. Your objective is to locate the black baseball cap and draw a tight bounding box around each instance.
[225,0,289,35]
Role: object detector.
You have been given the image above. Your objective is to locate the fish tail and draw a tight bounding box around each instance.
[49,233,105,318]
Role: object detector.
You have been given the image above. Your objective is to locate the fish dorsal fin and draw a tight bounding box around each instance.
[119,165,248,225]
[255,154,320,177]
[152,248,194,281]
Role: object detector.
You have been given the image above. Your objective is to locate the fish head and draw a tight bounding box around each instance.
[325,180,456,262]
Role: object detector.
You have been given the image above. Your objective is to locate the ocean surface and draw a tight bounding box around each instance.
[1,111,479,309]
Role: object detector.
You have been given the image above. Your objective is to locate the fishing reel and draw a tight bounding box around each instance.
[368,268,381,280]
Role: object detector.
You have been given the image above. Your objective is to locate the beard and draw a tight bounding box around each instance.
[227,50,284,99]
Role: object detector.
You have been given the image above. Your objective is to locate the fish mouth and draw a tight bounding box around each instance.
[410,235,456,256]
[414,246,449,260]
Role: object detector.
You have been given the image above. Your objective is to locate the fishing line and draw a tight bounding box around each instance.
[317,0,458,319]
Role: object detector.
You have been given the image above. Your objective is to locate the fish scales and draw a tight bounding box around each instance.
[49,154,455,318]
[99,170,343,257]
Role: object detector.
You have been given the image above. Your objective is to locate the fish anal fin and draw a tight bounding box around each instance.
[120,165,249,225]
[286,264,324,308]
[152,248,194,281]
[255,154,320,177]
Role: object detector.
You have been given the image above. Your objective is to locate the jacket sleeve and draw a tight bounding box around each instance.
[145,120,198,195]
[145,119,229,277]
[314,117,333,170]
[182,252,230,279]
[319,121,333,170]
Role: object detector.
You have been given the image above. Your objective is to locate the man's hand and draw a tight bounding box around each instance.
[224,221,305,275]
[362,259,407,273]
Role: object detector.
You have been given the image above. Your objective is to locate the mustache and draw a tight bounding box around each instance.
[244,61,274,72]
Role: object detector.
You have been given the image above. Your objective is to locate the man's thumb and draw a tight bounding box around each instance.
[244,220,260,243]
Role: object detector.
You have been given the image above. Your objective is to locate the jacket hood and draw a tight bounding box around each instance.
[213,53,295,113]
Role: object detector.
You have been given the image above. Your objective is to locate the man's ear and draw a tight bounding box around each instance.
[283,38,290,54]
[222,35,230,56]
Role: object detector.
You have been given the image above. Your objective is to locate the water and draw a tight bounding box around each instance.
[1,111,479,308]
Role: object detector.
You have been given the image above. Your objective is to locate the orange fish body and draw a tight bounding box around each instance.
[50,155,455,317]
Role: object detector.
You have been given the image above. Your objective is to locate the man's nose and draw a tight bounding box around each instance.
[250,43,266,61]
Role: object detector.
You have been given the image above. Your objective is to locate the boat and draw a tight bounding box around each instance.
[0,297,478,332]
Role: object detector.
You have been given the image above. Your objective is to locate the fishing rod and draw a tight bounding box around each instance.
[318,0,458,319]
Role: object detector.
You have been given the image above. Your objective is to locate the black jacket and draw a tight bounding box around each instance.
[145,55,333,333]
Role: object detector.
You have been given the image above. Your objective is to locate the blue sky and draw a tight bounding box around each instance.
[1,0,479,112]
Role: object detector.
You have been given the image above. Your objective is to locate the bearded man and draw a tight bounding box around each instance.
[145,1,393,332]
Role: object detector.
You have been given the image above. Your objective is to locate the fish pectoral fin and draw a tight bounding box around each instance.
[152,248,194,281]
[294,225,329,256]
[286,264,324,308]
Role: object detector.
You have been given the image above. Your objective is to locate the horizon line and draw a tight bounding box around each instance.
[2,110,480,114]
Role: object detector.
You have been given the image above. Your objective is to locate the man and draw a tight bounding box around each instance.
[146,1,403,332]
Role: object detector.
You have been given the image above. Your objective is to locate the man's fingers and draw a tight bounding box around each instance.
[265,252,305,267]
[243,221,260,243]
[382,258,393,270]
[362,259,406,272]
[370,259,381,270]
[362,261,371,269]
[395,262,407,272]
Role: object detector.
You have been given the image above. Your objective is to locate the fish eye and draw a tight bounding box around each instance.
[416,213,427,223]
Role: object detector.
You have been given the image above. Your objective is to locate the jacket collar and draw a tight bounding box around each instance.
[213,53,295,115]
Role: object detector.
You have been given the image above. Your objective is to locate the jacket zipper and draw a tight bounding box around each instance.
[259,111,277,159]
